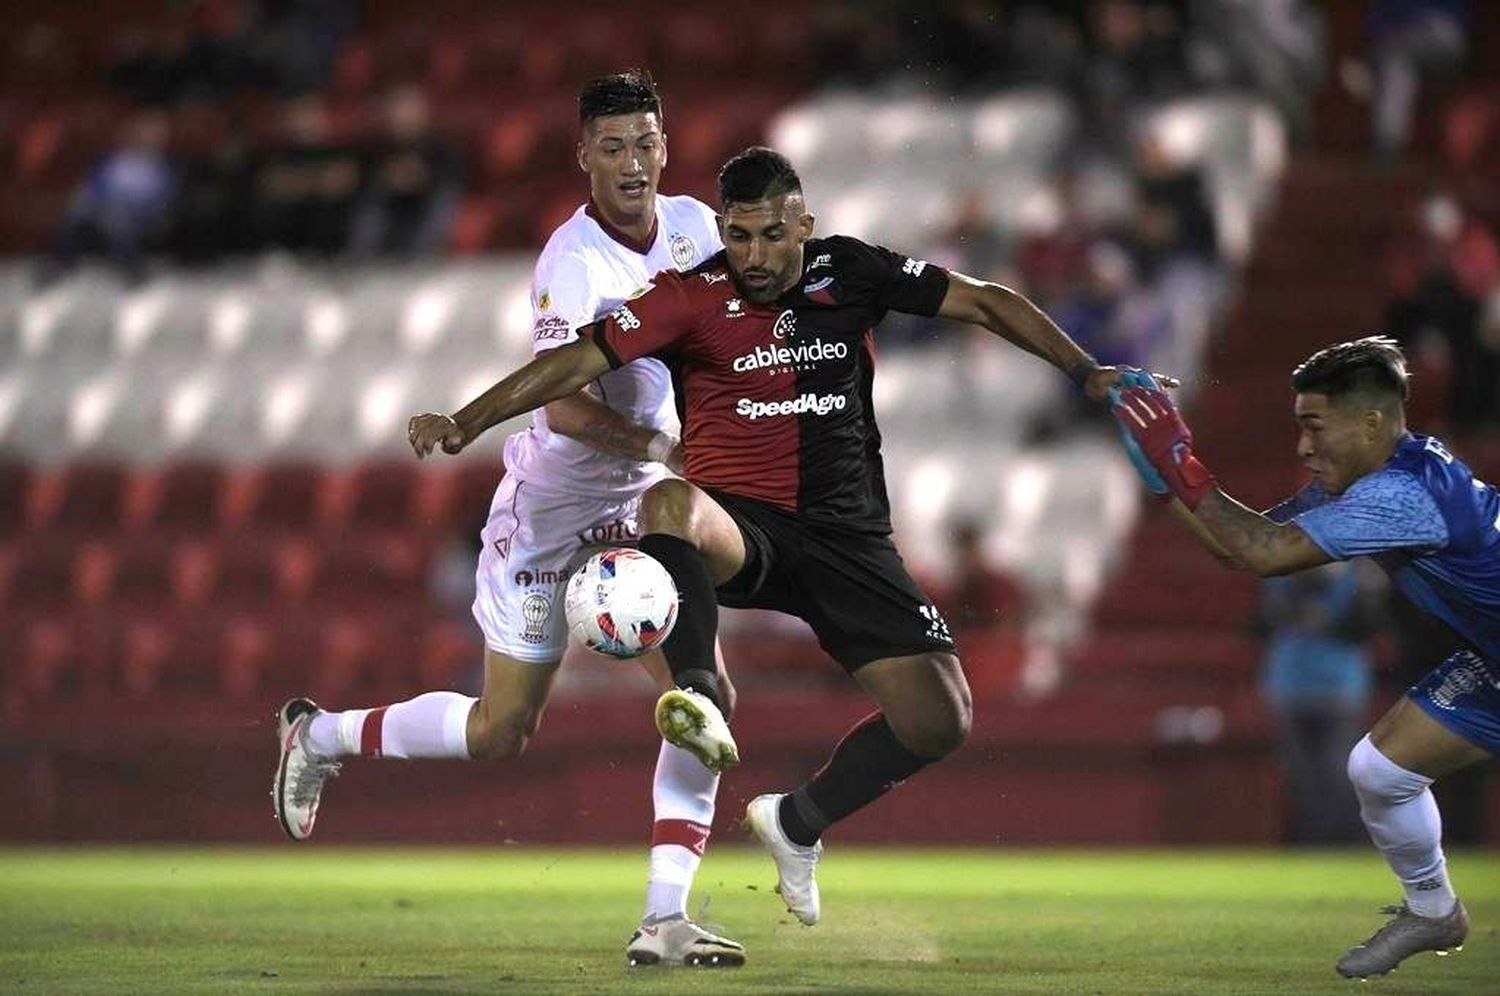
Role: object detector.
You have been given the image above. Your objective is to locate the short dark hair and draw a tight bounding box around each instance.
[718,146,803,206]
[578,70,661,125]
[1291,335,1409,407]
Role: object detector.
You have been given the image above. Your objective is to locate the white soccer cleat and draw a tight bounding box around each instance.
[625,915,746,968]
[654,688,739,773]
[744,793,821,925]
[272,697,340,841]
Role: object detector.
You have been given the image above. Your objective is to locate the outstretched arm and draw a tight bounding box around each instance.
[936,272,1116,400]
[408,337,612,458]
[1110,380,1331,576]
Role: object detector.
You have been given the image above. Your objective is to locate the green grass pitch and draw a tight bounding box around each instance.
[3,847,1497,995]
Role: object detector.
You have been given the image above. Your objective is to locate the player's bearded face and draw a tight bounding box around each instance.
[1294,393,1381,496]
[579,112,665,224]
[720,194,814,304]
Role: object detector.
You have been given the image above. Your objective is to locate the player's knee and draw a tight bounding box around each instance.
[467,705,542,761]
[639,479,697,539]
[904,696,972,759]
[1346,733,1426,805]
[718,671,738,722]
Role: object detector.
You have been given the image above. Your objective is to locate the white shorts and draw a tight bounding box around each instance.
[473,473,644,663]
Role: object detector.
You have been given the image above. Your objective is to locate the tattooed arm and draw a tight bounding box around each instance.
[1193,490,1332,576]
[546,391,682,471]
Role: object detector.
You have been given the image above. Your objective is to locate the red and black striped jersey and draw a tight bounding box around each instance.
[586,235,950,534]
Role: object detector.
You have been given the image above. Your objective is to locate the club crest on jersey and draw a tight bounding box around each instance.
[669,233,696,269]
[772,309,797,340]
[725,298,744,317]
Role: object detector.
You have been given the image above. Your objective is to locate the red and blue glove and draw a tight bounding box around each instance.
[1108,372,1217,509]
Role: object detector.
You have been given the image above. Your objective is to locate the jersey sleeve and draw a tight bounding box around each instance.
[1291,469,1450,559]
[834,236,951,317]
[583,274,693,369]
[530,252,600,355]
[1263,484,1330,524]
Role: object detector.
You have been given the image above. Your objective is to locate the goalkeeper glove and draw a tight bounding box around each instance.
[1109,372,1217,510]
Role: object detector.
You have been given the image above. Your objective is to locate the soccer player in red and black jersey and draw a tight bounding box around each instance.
[410,147,1132,926]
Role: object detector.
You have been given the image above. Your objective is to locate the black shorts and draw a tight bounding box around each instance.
[707,489,956,672]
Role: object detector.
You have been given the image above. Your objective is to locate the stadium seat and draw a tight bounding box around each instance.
[0,538,76,610]
[344,461,419,531]
[32,462,127,533]
[972,90,1076,172]
[0,461,30,536]
[240,463,325,532]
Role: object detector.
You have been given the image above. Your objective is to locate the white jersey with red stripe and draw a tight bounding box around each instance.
[501,194,722,496]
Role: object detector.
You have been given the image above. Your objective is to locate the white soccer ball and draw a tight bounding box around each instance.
[564,548,679,659]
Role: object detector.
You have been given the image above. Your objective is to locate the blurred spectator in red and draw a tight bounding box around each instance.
[1020,168,1098,312]
[1441,89,1500,232]
[349,87,462,258]
[40,112,178,285]
[251,96,363,255]
[1366,0,1470,163]
[934,519,1026,697]
[1385,191,1500,430]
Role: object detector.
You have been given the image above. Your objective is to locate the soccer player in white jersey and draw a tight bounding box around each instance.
[271,71,745,968]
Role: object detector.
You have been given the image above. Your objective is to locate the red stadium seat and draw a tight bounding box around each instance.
[138,462,227,534]
[346,462,419,531]
[241,463,325,532]
[105,537,177,609]
[1,538,77,610]
[31,463,128,533]
[0,461,31,537]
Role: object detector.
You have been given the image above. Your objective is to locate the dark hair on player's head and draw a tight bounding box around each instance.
[578,70,661,126]
[718,146,802,206]
[1291,335,1409,409]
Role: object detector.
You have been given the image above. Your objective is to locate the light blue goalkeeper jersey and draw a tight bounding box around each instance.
[1266,433,1500,662]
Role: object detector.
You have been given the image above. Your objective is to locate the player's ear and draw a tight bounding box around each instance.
[797,212,816,242]
[658,132,668,170]
[1363,407,1384,440]
[576,139,589,174]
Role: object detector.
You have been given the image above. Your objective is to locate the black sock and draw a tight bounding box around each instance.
[638,532,722,708]
[777,713,931,846]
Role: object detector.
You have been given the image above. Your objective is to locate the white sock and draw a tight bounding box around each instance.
[1347,734,1457,918]
[307,692,476,760]
[643,741,719,922]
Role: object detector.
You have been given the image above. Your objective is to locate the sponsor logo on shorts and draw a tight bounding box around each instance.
[901,257,928,277]
[492,536,511,559]
[731,338,848,373]
[736,392,847,421]
[521,592,552,644]
[575,518,638,545]
[533,314,572,342]
[538,290,552,311]
[920,604,953,644]
[669,232,696,269]
[514,567,567,587]
[612,304,641,332]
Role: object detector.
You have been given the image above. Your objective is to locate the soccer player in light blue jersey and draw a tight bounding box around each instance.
[1109,336,1498,980]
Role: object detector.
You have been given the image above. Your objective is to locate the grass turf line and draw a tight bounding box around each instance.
[2,847,1497,995]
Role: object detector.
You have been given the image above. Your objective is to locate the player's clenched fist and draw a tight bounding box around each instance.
[408,412,467,458]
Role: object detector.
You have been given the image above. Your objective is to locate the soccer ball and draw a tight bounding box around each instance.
[564,548,679,659]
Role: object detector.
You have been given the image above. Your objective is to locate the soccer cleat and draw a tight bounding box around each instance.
[1335,901,1469,979]
[625,915,746,968]
[654,688,739,773]
[271,697,340,841]
[744,793,821,925]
